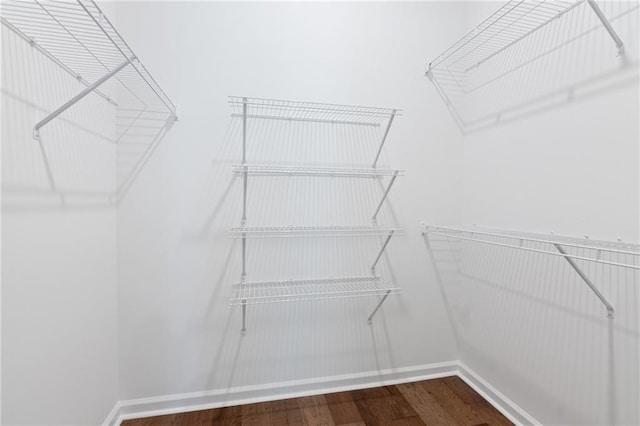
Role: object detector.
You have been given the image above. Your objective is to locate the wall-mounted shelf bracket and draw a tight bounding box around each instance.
[371,230,395,275]
[586,0,625,56]
[372,109,397,168]
[554,243,615,319]
[367,290,391,324]
[241,300,247,334]
[372,171,399,224]
[33,56,134,140]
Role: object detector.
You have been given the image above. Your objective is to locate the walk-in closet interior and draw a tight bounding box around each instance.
[1,1,638,425]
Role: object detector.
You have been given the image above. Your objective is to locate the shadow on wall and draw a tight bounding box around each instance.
[176,100,409,391]
[428,1,640,133]
[423,233,639,425]
[1,24,175,212]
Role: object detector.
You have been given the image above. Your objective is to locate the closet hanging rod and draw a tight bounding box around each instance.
[425,225,640,260]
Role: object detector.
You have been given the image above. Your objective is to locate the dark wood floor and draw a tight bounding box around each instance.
[122,376,512,425]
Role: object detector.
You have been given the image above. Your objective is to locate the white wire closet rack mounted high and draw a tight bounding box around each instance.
[422,225,640,319]
[426,0,638,132]
[0,0,177,140]
[230,96,404,333]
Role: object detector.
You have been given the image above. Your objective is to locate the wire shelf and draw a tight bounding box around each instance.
[232,164,404,178]
[427,0,639,131]
[231,276,401,305]
[230,226,403,238]
[424,225,640,270]
[0,0,177,118]
[229,96,400,127]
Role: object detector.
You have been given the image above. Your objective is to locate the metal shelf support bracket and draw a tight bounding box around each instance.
[372,171,399,224]
[33,56,134,140]
[371,230,395,275]
[372,110,397,168]
[368,290,392,324]
[586,0,625,56]
[241,299,247,334]
[554,243,615,319]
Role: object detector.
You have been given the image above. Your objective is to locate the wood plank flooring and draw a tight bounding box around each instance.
[121,376,512,425]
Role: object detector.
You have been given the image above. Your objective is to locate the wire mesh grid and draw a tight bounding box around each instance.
[229,96,400,127]
[425,225,640,270]
[230,225,403,238]
[231,164,404,178]
[230,276,401,305]
[428,0,639,131]
[0,0,176,115]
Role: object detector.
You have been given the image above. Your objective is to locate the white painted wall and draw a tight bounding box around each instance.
[115,1,464,403]
[1,5,119,424]
[429,2,640,425]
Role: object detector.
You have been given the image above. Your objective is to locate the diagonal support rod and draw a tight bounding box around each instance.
[241,299,247,334]
[33,57,134,140]
[368,290,391,324]
[372,171,399,224]
[371,230,395,275]
[372,110,397,168]
[554,243,615,319]
[586,0,625,56]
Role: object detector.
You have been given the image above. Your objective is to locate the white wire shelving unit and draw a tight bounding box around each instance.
[0,0,177,140]
[422,224,640,319]
[426,0,636,132]
[230,96,403,333]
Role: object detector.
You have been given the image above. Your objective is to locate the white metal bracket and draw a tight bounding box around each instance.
[554,243,615,319]
[371,230,395,275]
[33,56,134,140]
[367,290,391,324]
[372,110,397,168]
[372,171,399,224]
[586,0,625,56]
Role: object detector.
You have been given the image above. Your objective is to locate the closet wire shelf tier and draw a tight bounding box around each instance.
[229,96,400,127]
[232,164,404,178]
[231,276,401,306]
[426,0,635,131]
[423,225,640,318]
[230,226,403,238]
[0,0,177,139]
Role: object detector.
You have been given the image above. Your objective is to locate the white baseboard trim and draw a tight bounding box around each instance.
[456,361,540,426]
[103,401,121,426]
[105,360,538,426]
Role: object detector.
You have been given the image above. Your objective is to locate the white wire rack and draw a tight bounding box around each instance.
[231,96,404,332]
[232,164,404,178]
[423,224,640,318]
[230,276,401,305]
[0,0,177,139]
[229,96,400,127]
[230,226,403,239]
[427,0,638,131]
